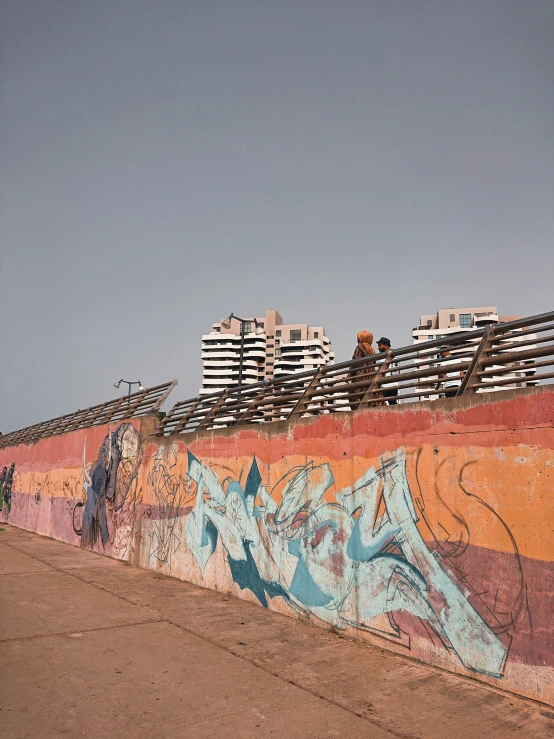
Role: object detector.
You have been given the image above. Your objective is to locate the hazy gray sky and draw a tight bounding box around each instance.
[1,0,553,433]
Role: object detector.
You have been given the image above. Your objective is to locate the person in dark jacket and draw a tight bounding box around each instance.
[376,337,399,405]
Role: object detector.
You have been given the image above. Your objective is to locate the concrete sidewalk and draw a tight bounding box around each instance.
[0,525,551,739]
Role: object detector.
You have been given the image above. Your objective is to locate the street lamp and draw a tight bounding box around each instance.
[113,379,145,395]
[220,313,264,388]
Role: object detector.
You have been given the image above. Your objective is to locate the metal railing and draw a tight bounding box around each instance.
[0,380,178,449]
[157,311,554,436]
[3,310,553,448]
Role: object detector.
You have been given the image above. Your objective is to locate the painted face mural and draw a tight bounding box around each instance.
[73,423,141,549]
[149,447,509,678]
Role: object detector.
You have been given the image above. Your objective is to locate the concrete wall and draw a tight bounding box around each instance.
[2,388,553,705]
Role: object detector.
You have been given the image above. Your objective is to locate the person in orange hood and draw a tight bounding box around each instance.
[349,331,376,410]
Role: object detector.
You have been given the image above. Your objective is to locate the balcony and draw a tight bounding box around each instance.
[204,357,261,367]
[201,350,266,361]
[203,367,260,377]
[281,339,323,350]
[201,375,258,386]
[274,366,310,376]
[280,349,326,358]
[201,337,266,348]
[201,342,266,350]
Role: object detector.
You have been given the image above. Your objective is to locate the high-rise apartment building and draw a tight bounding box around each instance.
[200,309,334,395]
[412,305,538,397]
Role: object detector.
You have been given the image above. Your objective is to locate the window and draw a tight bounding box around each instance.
[290,329,302,342]
[428,335,433,340]
[459,313,471,328]
[275,339,280,345]
[267,353,273,357]
[314,331,319,338]
[449,314,455,322]
[266,361,273,366]
[243,322,252,334]
[213,327,220,332]
[276,330,281,337]
[267,334,274,339]
[275,349,281,356]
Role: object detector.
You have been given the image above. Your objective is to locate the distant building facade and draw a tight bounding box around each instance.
[412,305,538,398]
[200,309,334,395]
[412,306,520,344]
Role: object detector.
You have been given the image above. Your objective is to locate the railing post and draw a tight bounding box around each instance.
[236,387,269,425]
[168,399,203,435]
[196,390,230,431]
[124,387,150,416]
[358,353,392,408]
[84,401,120,428]
[456,325,494,395]
[152,379,178,412]
[287,368,325,418]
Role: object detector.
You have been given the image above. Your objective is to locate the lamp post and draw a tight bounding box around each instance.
[113,379,145,395]
[220,313,263,389]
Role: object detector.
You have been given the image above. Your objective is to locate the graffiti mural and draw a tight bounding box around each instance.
[0,464,8,511]
[0,463,15,513]
[177,447,517,677]
[2,388,552,705]
[146,444,190,568]
[73,423,142,554]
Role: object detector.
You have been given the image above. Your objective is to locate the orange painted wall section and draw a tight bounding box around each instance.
[1,389,553,705]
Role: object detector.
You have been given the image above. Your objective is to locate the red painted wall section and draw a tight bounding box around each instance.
[1,389,553,705]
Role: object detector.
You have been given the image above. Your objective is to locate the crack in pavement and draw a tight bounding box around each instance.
[0,618,165,644]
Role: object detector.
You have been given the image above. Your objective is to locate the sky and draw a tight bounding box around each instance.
[1,0,553,433]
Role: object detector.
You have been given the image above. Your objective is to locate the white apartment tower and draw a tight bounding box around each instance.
[200,309,334,395]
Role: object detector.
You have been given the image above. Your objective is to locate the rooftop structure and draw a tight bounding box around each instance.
[412,306,520,343]
[412,305,538,398]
